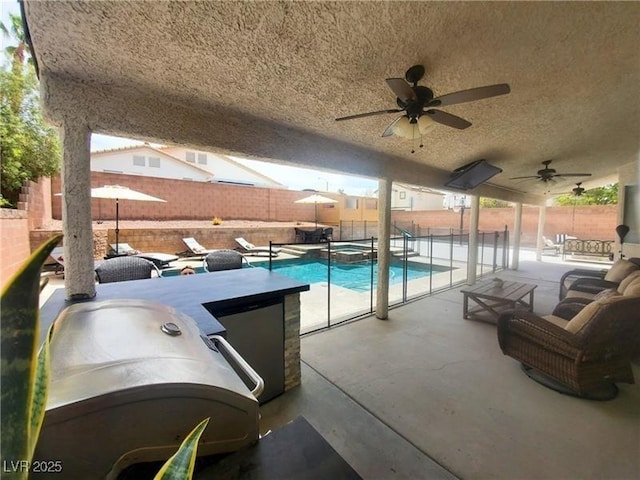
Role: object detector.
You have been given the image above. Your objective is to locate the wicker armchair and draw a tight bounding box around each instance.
[498,295,640,398]
[203,250,250,272]
[558,257,640,300]
[95,256,160,284]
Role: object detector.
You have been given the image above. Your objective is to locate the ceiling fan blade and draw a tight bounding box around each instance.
[428,84,511,108]
[385,78,416,102]
[381,116,404,137]
[552,173,592,178]
[335,109,402,121]
[424,109,471,129]
[509,175,541,180]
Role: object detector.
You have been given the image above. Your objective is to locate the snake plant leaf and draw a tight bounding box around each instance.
[28,323,53,460]
[153,417,210,480]
[1,234,62,476]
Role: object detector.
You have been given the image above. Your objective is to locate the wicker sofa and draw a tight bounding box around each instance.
[498,274,640,398]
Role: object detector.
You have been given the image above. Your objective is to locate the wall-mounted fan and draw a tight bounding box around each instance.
[335,65,510,145]
[509,160,592,183]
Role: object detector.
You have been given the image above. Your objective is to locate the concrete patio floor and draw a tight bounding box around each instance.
[260,259,640,480]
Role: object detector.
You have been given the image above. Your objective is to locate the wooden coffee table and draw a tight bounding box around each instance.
[461,280,537,322]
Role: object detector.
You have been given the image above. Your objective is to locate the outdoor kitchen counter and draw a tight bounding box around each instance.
[40,268,310,342]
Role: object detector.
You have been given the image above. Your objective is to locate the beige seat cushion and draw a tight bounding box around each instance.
[604,259,639,283]
[593,288,621,301]
[543,314,569,328]
[565,289,596,300]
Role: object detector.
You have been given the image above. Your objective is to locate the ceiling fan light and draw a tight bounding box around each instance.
[392,115,434,139]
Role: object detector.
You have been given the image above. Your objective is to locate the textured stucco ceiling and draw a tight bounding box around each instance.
[23,1,640,203]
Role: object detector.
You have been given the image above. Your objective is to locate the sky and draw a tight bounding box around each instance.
[2,0,378,195]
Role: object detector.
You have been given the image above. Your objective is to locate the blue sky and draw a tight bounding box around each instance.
[2,0,377,195]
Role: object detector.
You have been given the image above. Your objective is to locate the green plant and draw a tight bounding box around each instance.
[1,235,208,479]
[212,217,223,225]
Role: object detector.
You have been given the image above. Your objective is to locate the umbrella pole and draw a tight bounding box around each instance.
[315,202,318,228]
[115,198,119,254]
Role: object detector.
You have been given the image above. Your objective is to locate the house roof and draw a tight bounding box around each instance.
[92,145,214,177]
[23,1,640,205]
[158,148,284,187]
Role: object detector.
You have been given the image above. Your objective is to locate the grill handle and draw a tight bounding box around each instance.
[209,335,265,399]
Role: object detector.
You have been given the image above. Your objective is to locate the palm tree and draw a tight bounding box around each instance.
[1,13,33,70]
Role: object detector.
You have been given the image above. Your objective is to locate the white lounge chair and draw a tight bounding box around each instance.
[182,237,215,257]
[234,237,281,257]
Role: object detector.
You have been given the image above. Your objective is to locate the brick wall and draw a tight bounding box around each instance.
[1,178,55,289]
[112,226,299,255]
[391,205,618,246]
[0,208,31,288]
[18,178,52,230]
[51,173,317,222]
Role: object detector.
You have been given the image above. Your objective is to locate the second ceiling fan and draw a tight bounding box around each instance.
[335,65,511,141]
[510,160,592,184]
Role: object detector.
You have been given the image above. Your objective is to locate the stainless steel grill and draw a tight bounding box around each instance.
[33,299,263,479]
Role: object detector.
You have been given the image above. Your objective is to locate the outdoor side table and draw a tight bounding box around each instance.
[461,280,537,323]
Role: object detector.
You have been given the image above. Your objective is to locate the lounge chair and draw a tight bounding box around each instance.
[48,246,103,275]
[181,237,215,257]
[542,236,561,256]
[95,256,161,284]
[49,246,66,275]
[109,243,178,268]
[203,250,253,272]
[234,237,280,257]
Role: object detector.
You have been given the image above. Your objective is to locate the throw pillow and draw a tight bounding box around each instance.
[564,301,602,335]
[618,270,640,293]
[604,259,639,283]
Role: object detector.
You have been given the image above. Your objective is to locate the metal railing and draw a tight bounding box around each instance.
[267,227,509,335]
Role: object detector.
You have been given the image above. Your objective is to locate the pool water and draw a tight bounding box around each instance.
[163,259,449,293]
[256,259,449,293]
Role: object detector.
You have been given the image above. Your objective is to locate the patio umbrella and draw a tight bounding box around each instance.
[294,193,337,228]
[73,185,166,254]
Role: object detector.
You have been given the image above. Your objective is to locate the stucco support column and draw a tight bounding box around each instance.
[511,202,523,270]
[536,205,546,262]
[466,195,480,285]
[376,177,392,320]
[61,121,95,299]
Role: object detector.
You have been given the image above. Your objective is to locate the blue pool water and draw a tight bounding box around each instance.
[163,259,449,293]
[256,259,449,293]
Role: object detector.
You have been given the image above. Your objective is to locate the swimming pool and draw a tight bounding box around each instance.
[256,259,449,293]
[163,259,449,293]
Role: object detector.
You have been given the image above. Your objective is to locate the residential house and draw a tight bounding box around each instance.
[391,183,446,211]
[91,144,283,187]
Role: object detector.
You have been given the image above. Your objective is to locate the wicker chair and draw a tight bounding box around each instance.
[203,250,250,272]
[95,256,160,284]
[497,295,640,398]
[558,257,640,300]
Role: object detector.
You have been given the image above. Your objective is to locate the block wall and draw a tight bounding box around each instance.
[51,172,317,222]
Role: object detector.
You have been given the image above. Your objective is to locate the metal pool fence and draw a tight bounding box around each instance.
[268,227,509,335]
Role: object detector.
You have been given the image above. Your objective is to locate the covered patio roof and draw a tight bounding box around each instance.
[23,1,639,205]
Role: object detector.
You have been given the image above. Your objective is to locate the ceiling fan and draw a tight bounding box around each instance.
[335,65,511,144]
[509,160,592,184]
[548,182,586,196]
